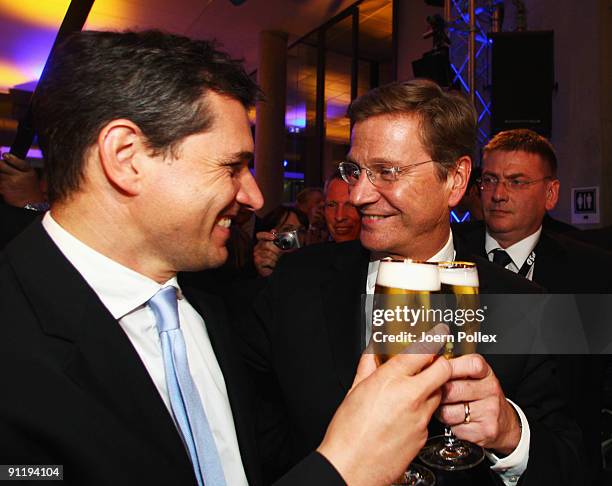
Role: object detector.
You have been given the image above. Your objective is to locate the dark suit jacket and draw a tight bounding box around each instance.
[0,201,37,249]
[456,221,612,483]
[238,238,585,485]
[0,222,343,486]
[456,221,612,293]
[542,214,578,235]
[566,225,612,253]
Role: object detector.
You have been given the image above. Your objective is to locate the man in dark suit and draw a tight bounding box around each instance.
[566,224,612,253]
[0,31,455,486]
[459,128,612,483]
[0,200,37,249]
[466,128,612,290]
[241,80,584,485]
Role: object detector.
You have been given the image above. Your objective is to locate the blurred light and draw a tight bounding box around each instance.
[284,171,304,180]
[283,160,288,167]
[0,61,33,88]
[450,210,470,223]
[0,0,71,28]
[0,146,43,159]
[0,0,133,29]
[0,0,134,92]
[285,104,307,129]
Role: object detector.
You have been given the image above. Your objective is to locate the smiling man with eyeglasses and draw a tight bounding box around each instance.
[242,80,585,486]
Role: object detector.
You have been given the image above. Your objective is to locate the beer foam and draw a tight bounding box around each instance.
[438,266,480,287]
[376,261,441,291]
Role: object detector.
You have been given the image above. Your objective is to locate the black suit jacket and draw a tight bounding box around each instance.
[0,201,37,249]
[0,222,343,486]
[566,225,612,253]
[455,221,612,483]
[455,221,612,293]
[238,238,585,485]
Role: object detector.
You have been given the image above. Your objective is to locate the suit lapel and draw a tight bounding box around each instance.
[453,224,487,259]
[532,232,563,289]
[454,227,504,292]
[5,222,193,469]
[320,242,370,391]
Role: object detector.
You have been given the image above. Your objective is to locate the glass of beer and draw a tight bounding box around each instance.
[374,259,440,485]
[419,262,485,471]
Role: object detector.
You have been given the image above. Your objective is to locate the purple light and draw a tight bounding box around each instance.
[326,102,348,120]
[0,146,43,159]
[1,20,58,90]
[285,103,307,129]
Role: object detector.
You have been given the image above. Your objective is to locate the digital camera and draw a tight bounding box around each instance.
[272,230,301,251]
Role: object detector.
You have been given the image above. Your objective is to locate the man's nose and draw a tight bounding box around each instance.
[349,170,379,208]
[491,180,509,202]
[236,170,264,211]
[335,204,347,221]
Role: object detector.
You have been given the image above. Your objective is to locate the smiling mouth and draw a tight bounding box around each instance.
[216,217,232,228]
[361,214,391,221]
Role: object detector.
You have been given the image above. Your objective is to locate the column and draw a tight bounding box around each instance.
[255,30,288,216]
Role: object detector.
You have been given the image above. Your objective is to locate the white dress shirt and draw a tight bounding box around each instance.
[485,227,542,281]
[365,231,529,484]
[42,213,248,486]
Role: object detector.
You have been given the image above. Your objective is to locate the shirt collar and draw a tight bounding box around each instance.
[485,226,542,269]
[366,231,455,291]
[429,231,455,263]
[42,212,178,319]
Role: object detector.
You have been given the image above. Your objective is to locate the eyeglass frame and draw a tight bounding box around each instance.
[338,159,436,188]
[477,174,555,192]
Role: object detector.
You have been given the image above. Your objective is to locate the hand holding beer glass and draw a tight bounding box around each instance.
[373,259,442,485]
[418,262,485,471]
[373,260,485,482]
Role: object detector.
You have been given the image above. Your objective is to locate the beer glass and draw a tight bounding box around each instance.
[374,259,440,485]
[419,262,485,471]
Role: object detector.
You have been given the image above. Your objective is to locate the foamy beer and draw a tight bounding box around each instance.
[438,261,479,295]
[438,261,480,356]
[373,259,441,362]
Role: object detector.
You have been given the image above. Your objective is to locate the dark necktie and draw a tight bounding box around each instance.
[491,248,513,268]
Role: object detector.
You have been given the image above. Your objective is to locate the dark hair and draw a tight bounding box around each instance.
[348,79,477,179]
[483,129,557,176]
[259,205,308,232]
[467,166,482,189]
[324,168,344,194]
[32,30,260,203]
[296,187,323,207]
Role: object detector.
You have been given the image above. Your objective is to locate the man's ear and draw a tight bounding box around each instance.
[447,156,471,208]
[545,178,560,211]
[97,119,148,196]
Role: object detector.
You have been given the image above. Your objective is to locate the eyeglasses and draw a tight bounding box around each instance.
[477,175,554,192]
[338,160,435,188]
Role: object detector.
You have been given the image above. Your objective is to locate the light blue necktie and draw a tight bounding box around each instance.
[148,286,227,486]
